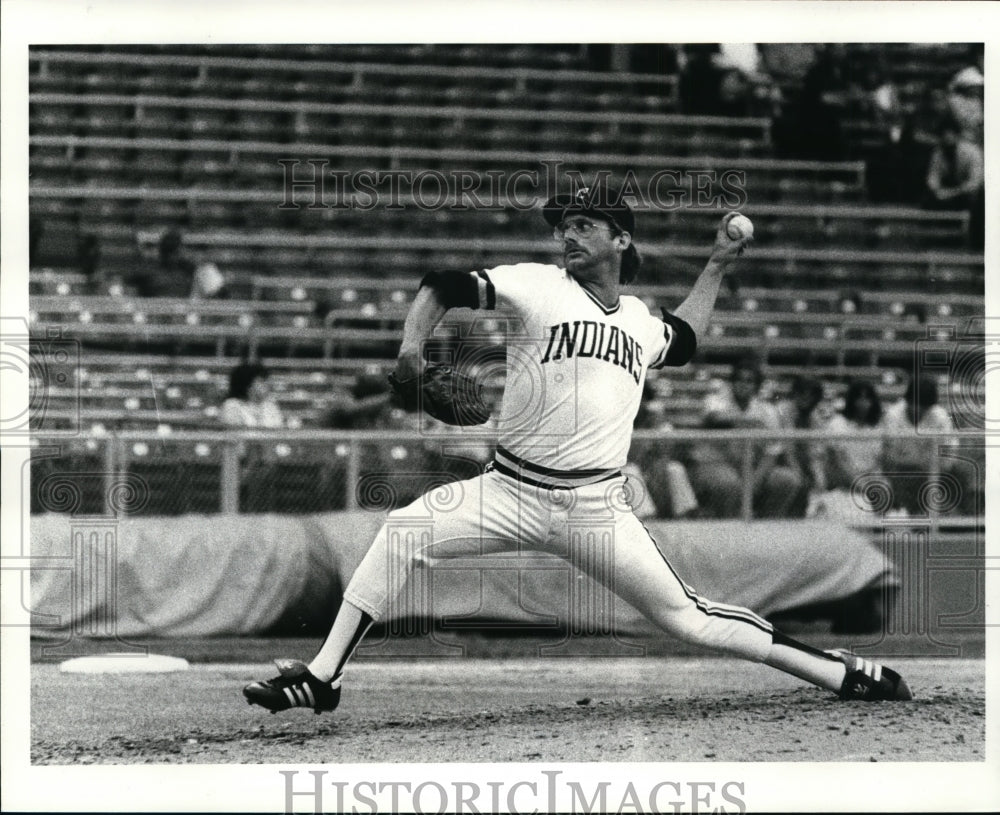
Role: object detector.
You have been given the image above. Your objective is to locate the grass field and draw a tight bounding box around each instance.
[30,646,985,764]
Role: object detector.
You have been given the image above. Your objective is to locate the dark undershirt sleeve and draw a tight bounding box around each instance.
[655,309,698,367]
[418,269,481,310]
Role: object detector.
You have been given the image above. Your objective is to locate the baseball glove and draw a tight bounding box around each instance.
[387,363,491,426]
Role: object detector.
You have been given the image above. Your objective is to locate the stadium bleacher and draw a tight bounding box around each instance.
[26,43,984,517]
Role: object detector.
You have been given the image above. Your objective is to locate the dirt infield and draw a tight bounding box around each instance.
[31,657,983,764]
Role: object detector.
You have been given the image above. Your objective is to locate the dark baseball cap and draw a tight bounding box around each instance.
[542,182,636,236]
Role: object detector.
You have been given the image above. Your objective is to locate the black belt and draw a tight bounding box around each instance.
[490,445,621,489]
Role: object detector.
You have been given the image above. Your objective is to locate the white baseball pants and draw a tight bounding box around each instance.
[343,468,775,662]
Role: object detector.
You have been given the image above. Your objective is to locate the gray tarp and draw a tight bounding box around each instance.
[29,513,895,638]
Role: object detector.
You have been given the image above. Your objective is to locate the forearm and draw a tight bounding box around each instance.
[671,258,728,339]
[672,213,749,338]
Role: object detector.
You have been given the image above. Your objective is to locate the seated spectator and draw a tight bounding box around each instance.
[947,46,984,145]
[859,58,903,140]
[814,379,884,520]
[757,43,817,86]
[678,44,777,119]
[774,43,858,160]
[321,371,458,508]
[678,45,725,116]
[221,362,284,428]
[320,373,394,430]
[925,118,984,208]
[881,374,957,514]
[220,361,285,512]
[868,85,955,206]
[716,43,782,117]
[629,379,698,519]
[923,117,984,249]
[130,228,229,298]
[685,355,803,518]
[777,376,828,516]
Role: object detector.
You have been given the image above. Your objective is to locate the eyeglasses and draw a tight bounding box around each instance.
[553,219,609,241]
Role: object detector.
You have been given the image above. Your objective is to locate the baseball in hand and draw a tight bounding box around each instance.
[726,213,754,241]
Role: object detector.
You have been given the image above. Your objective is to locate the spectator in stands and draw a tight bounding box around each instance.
[131,228,229,298]
[715,44,782,118]
[324,372,452,510]
[774,43,857,161]
[868,84,957,206]
[220,361,285,512]
[758,44,817,87]
[629,379,698,519]
[923,117,985,249]
[856,56,909,204]
[221,362,284,428]
[685,355,803,518]
[947,45,984,145]
[678,45,725,116]
[881,374,956,514]
[859,58,903,141]
[813,379,885,519]
[130,228,195,297]
[320,373,394,430]
[676,43,772,119]
[777,376,828,516]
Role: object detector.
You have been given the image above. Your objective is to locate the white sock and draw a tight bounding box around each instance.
[308,601,373,684]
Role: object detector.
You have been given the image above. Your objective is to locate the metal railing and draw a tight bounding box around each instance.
[29,428,981,523]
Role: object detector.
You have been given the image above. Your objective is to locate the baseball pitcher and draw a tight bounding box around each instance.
[244,182,911,714]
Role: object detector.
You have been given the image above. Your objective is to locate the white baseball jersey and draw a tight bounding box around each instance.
[471,262,688,472]
[341,260,779,684]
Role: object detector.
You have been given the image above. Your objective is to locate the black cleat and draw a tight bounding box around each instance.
[243,659,341,714]
[829,651,913,701]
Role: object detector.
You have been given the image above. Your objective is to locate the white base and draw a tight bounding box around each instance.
[59,654,191,674]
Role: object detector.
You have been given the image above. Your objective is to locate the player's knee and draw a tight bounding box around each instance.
[369,524,433,565]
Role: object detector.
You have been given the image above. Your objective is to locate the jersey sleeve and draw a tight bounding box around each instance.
[474,263,555,314]
[647,309,698,369]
